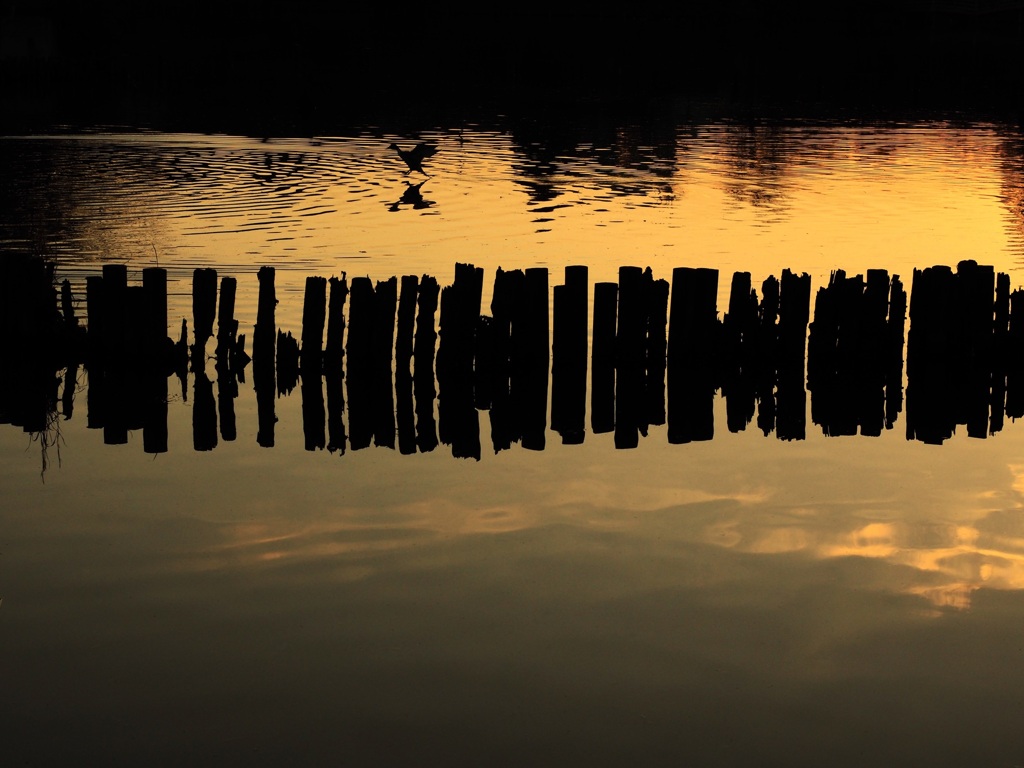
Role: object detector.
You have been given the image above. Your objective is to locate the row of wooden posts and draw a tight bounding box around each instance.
[2,255,1023,457]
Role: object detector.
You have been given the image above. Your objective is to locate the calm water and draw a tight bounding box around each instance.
[4,118,1024,766]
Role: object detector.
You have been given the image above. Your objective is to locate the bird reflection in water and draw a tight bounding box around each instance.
[389,180,435,212]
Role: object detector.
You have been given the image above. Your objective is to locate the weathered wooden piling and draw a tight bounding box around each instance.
[324,274,348,376]
[488,267,520,452]
[396,275,419,455]
[0,256,62,434]
[775,269,811,441]
[371,277,398,450]
[857,269,892,437]
[141,288,171,447]
[325,274,349,454]
[85,275,104,366]
[474,314,495,412]
[808,269,880,438]
[346,276,375,450]
[667,266,719,444]
[438,264,482,459]
[100,264,128,368]
[644,270,670,429]
[254,266,276,355]
[519,267,549,452]
[885,274,907,430]
[0,266,59,432]
[906,265,956,444]
[754,275,780,436]
[615,266,645,449]
[956,260,995,439]
[216,275,237,358]
[141,267,168,371]
[298,276,328,452]
[721,271,758,434]
[254,266,276,448]
[94,266,130,446]
[991,272,1010,435]
[1007,288,1024,419]
[192,268,217,353]
[551,264,588,444]
[905,261,1001,443]
[300,275,327,375]
[126,285,147,376]
[414,274,440,453]
[58,278,86,361]
[591,281,617,435]
[807,269,842,435]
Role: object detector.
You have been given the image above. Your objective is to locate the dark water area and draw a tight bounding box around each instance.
[3,1,1024,134]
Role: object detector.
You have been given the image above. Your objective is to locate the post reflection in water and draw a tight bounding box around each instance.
[7,122,1024,767]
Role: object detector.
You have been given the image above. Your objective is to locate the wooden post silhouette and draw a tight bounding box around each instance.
[591,281,617,435]
[1007,288,1024,419]
[645,269,669,429]
[414,275,439,453]
[437,264,482,459]
[300,276,327,451]
[396,274,418,455]
[300,276,327,375]
[326,275,349,454]
[551,265,588,444]
[141,266,169,453]
[667,267,718,444]
[214,275,240,443]
[615,266,645,449]
[520,267,549,451]
[346,276,375,451]
[216,275,237,359]
[906,265,955,444]
[722,271,758,434]
[488,267,520,452]
[98,265,128,444]
[885,274,907,430]
[192,267,217,359]
[755,275,780,436]
[775,269,811,441]
[101,263,127,370]
[142,267,167,368]
[254,266,277,448]
[956,260,994,439]
[991,271,1010,435]
[372,276,397,449]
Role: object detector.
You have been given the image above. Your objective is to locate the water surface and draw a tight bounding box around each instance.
[3,118,1024,766]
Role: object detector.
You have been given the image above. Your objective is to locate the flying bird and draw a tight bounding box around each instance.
[388,142,438,176]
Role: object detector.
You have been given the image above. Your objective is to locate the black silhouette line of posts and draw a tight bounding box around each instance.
[9,257,1024,461]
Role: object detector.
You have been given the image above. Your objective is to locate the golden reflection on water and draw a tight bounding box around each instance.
[7,122,1024,763]
[5,124,1023,329]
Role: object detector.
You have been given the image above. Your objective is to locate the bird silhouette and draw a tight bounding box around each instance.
[388,142,438,176]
